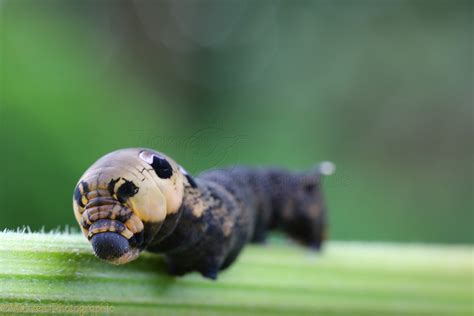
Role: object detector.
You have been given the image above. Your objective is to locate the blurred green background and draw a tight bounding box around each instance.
[0,0,472,244]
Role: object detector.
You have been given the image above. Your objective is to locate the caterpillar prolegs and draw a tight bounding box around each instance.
[73,148,334,279]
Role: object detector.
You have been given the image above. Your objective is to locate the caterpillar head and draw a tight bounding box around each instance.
[73,148,186,264]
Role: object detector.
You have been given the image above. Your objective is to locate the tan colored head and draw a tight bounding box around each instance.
[73,148,186,264]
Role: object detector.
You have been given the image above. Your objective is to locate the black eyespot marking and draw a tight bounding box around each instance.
[82,181,90,194]
[179,165,197,188]
[107,177,121,197]
[74,181,89,208]
[151,156,173,179]
[185,174,198,188]
[74,186,84,207]
[116,179,139,203]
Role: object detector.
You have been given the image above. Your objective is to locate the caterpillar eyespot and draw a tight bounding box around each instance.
[151,156,173,179]
[139,151,173,179]
[73,148,334,279]
[116,179,139,203]
[179,166,198,189]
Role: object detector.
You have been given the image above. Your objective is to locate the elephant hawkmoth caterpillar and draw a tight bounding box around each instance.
[73,148,334,279]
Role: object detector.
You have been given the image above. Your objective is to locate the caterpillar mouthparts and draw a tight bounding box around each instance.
[78,192,145,263]
[91,232,140,265]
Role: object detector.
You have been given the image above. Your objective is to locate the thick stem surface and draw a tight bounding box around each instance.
[0,232,472,315]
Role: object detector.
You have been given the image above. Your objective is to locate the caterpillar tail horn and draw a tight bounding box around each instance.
[318,161,336,176]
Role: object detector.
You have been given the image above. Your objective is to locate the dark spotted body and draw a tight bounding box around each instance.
[73,148,333,279]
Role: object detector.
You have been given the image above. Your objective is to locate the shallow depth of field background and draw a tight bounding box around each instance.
[0,0,472,244]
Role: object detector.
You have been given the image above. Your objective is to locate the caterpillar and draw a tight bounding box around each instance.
[73,148,334,279]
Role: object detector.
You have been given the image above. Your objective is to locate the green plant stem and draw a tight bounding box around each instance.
[0,232,472,315]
